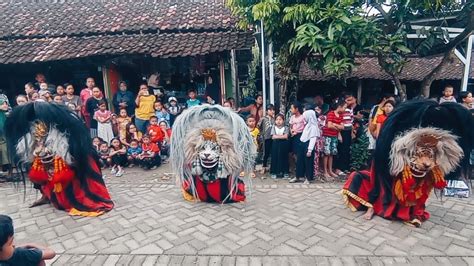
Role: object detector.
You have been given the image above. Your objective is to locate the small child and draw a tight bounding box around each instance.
[322,100,346,179]
[259,104,275,174]
[439,85,457,103]
[0,214,56,265]
[67,102,77,115]
[147,116,164,145]
[159,121,172,159]
[111,114,119,137]
[138,135,161,170]
[270,114,290,179]
[98,142,110,168]
[167,97,181,127]
[247,115,260,178]
[109,138,127,177]
[314,106,327,178]
[186,89,201,108]
[94,100,114,144]
[127,139,142,167]
[15,95,28,106]
[116,108,132,144]
[53,94,63,104]
[154,101,170,125]
[92,137,102,153]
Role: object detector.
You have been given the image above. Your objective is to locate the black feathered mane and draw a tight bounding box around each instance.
[374,99,474,184]
[5,102,99,181]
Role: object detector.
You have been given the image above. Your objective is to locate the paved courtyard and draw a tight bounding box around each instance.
[1,164,474,265]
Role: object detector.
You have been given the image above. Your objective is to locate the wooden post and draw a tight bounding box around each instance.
[230,49,237,103]
[219,58,226,105]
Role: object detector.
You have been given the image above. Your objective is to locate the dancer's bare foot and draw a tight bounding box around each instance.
[329,172,338,178]
[29,195,49,208]
[364,207,374,220]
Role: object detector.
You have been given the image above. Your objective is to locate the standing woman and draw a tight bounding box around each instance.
[459,91,473,110]
[374,100,395,139]
[288,102,305,173]
[86,87,107,138]
[290,109,320,184]
[237,95,264,124]
[62,84,82,117]
[134,84,156,133]
[80,77,95,128]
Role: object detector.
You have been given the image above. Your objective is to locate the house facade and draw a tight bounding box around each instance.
[0,0,254,107]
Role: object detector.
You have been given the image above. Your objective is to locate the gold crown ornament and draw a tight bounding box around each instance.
[34,121,48,140]
[201,128,217,142]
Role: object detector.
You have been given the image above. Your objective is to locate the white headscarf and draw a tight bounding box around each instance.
[300,109,320,142]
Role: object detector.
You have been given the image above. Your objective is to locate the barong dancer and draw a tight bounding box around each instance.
[6,102,114,216]
[171,105,256,203]
[342,100,473,227]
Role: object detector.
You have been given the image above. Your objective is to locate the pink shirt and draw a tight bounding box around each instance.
[94,109,112,122]
[289,114,305,134]
[80,88,93,115]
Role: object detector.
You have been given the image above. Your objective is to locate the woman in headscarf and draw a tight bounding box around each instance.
[289,107,320,184]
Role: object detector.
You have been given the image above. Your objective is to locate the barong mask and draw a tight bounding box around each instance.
[171,105,256,200]
[389,127,464,205]
[188,127,238,182]
[16,120,72,166]
[32,121,54,165]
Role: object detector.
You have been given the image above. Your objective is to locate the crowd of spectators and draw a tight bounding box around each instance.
[3,72,473,182]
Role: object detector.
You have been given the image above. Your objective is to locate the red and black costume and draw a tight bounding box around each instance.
[170,105,256,204]
[342,100,473,226]
[6,102,114,216]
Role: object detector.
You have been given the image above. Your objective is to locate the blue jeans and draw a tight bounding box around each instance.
[135,118,149,134]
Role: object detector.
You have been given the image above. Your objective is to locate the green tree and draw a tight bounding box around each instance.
[228,0,474,106]
[367,0,473,98]
[228,0,379,113]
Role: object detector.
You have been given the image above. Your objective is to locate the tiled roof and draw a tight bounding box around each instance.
[300,55,474,81]
[0,31,254,64]
[0,1,235,40]
[0,1,254,64]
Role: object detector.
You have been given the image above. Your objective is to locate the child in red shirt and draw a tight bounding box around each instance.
[138,135,161,170]
[147,116,164,145]
[322,100,346,179]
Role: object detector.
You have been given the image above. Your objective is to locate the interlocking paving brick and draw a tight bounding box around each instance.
[2,167,474,264]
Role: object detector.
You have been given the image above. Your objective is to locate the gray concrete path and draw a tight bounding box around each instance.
[1,165,473,265]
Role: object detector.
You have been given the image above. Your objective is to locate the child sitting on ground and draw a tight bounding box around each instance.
[159,121,172,161]
[154,101,170,126]
[92,137,102,153]
[127,139,142,167]
[138,135,161,170]
[98,142,111,169]
[0,214,56,265]
[147,116,164,145]
[109,138,127,177]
